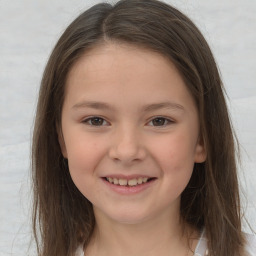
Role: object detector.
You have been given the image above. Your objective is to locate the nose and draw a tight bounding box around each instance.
[108,126,146,165]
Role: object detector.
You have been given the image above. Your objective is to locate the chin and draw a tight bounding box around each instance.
[94,206,153,225]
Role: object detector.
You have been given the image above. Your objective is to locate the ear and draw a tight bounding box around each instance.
[57,125,68,158]
[194,136,207,163]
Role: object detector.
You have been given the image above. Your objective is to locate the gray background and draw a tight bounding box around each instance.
[0,0,255,255]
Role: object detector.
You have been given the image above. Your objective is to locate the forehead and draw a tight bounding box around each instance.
[67,42,175,79]
[64,42,195,111]
[67,42,184,86]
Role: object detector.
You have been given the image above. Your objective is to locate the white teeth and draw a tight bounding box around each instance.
[128,179,137,186]
[119,179,128,186]
[142,177,148,183]
[137,177,143,184]
[106,177,151,186]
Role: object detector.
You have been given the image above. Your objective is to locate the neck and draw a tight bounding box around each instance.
[85,207,198,256]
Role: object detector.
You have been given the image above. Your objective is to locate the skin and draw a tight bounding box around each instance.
[60,42,206,256]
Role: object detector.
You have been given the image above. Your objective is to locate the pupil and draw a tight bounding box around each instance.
[92,117,103,126]
[153,118,165,126]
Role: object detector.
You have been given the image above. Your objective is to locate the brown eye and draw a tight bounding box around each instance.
[91,117,104,126]
[150,117,172,126]
[83,117,107,126]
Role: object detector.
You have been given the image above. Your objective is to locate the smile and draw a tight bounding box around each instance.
[105,177,155,186]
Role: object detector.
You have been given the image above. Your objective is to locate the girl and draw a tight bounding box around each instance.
[32,0,256,255]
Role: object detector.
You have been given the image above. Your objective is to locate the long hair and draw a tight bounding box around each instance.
[32,0,245,255]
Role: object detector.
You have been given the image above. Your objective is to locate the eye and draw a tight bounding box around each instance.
[82,116,109,126]
[148,117,173,127]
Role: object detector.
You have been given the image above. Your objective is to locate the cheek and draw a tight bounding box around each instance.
[159,136,196,197]
[149,131,197,193]
[152,133,197,169]
[65,136,105,199]
[64,132,106,178]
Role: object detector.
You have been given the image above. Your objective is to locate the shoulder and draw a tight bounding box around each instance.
[196,229,256,256]
[245,233,256,256]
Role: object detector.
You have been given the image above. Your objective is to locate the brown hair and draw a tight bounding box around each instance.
[32,0,246,255]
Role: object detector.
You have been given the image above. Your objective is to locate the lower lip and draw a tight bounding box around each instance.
[102,178,156,195]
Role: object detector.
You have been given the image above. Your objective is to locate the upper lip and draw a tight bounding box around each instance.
[102,174,156,179]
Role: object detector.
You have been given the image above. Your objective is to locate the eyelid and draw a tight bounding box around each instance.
[82,116,110,126]
[81,116,174,127]
[147,116,175,127]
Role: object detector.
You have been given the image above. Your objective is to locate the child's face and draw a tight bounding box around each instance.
[60,43,206,225]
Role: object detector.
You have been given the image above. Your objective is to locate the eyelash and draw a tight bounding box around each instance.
[82,116,174,127]
[82,116,109,126]
[147,117,174,127]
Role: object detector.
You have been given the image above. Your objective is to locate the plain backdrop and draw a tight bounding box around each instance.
[0,0,255,255]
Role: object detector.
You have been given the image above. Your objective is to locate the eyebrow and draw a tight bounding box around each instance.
[72,101,185,112]
[142,102,185,112]
[72,101,114,110]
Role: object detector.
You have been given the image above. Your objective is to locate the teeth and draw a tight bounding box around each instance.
[106,177,151,186]
[119,179,128,186]
[137,177,143,184]
[128,179,137,186]
[142,177,148,183]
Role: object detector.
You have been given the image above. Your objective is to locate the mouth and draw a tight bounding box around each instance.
[103,177,157,187]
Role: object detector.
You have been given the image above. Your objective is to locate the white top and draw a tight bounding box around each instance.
[194,229,256,256]
[76,229,256,256]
